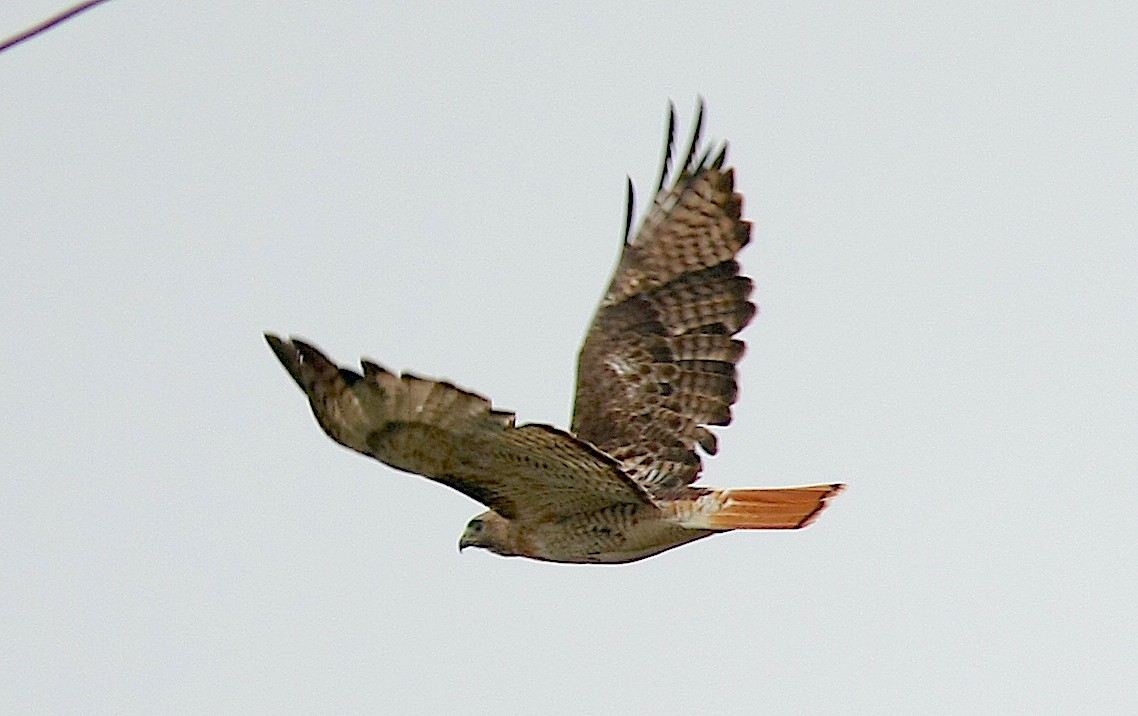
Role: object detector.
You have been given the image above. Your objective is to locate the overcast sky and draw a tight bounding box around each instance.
[2,2,1136,713]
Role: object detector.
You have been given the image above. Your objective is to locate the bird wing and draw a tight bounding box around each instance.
[572,102,755,493]
[266,335,654,522]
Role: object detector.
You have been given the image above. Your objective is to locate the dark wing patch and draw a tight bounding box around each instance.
[266,335,653,522]
[572,103,754,493]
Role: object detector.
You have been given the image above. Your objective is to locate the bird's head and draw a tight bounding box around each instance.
[459,511,514,556]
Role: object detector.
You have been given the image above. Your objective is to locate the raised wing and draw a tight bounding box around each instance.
[572,103,755,493]
[266,335,653,522]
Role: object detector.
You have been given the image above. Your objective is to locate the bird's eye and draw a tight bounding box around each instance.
[470,520,484,533]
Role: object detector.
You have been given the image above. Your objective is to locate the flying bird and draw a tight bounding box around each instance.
[266,103,844,564]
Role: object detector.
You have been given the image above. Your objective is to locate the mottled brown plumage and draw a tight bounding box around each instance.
[266,103,844,564]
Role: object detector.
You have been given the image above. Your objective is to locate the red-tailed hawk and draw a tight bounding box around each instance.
[266,103,844,564]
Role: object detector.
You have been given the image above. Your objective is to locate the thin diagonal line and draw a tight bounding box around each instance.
[0,0,113,55]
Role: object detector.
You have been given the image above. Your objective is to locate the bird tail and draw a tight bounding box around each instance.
[676,484,845,530]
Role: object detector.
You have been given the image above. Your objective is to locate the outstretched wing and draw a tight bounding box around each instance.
[572,103,754,493]
[266,335,654,522]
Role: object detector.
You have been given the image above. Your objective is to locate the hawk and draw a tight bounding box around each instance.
[266,103,844,564]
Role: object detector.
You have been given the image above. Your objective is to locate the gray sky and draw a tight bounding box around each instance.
[3,2,1135,713]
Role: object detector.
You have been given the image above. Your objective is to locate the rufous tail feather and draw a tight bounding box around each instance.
[679,484,845,530]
